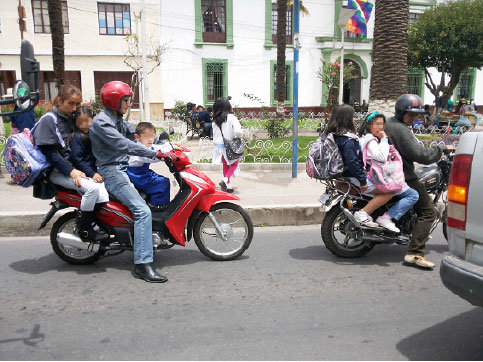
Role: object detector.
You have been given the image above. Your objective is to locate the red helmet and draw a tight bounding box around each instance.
[100,81,133,111]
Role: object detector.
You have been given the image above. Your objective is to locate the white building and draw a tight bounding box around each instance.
[0,0,481,117]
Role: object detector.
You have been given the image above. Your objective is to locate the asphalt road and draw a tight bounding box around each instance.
[0,225,482,360]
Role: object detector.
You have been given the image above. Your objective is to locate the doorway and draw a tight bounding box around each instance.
[342,59,361,105]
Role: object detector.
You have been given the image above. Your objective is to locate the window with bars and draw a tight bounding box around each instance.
[458,70,475,99]
[407,67,424,97]
[202,0,226,43]
[271,2,292,44]
[32,0,69,34]
[344,30,362,39]
[205,61,227,104]
[98,3,131,35]
[408,12,422,25]
[271,60,293,105]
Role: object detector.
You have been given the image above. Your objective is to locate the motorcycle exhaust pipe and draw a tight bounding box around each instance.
[57,232,100,252]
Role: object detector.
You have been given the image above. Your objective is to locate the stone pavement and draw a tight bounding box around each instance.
[0,139,326,236]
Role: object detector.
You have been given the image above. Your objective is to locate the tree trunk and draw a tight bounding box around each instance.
[47,0,65,90]
[275,0,287,116]
[369,0,409,115]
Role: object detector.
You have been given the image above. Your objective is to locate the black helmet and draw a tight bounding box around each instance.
[395,94,425,120]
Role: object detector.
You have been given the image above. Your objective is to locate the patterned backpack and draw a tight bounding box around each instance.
[2,112,62,187]
[306,133,345,180]
[362,140,404,193]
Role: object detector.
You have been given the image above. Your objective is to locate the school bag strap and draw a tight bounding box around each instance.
[32,111,66,148]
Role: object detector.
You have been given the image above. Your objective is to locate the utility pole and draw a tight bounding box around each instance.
[134,12,144,122]
[337,9,356,105]
[140,0,150,121]
[291,0,300,178]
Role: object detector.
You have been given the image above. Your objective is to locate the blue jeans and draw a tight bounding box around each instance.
[386,187,419,221]
[98,164,153,264]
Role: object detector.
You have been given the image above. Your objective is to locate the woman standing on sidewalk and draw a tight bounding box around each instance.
[211,98,242,193]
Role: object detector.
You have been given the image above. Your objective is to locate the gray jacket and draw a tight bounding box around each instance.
[90,108,156,167]
[385,116,446,182]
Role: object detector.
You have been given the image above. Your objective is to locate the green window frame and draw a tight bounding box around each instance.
[407,66,425,99]
[453,68,477,101]
[195,0,233,48]
[270,60,293,106]
[202,58,228,106]
[264,0,294,49]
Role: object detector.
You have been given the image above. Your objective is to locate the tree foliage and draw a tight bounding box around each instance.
[408,0,483,108]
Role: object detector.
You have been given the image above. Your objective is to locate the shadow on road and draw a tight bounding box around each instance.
[289,244,410,267]
[8,248,245,275]
[396,308,483,360]
[0,324,45,347]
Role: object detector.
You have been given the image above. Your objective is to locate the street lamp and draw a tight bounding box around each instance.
[337,8,356,105]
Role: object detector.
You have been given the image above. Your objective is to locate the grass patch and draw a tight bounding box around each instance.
[240,119,324,130]
[0,122,11,156]
[243,136,318,163]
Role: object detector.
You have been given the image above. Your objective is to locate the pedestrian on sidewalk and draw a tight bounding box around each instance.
[212,98,242,193]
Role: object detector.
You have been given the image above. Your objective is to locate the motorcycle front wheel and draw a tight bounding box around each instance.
[193,202,253,261]
[51,211,103,265]
[321,205,374,258]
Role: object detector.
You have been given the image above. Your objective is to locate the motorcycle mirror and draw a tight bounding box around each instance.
[0,40,40,116]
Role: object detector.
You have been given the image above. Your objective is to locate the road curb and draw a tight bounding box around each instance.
[0,205,324,237]
[192,162,308,171]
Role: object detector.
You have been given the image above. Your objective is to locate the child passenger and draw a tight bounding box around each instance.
[126,122,173,210]
[68,106,109,240]
[358,112,419,233]
[325,105,418,233]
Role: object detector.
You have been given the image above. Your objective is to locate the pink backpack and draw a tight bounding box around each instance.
[362,140,404,193]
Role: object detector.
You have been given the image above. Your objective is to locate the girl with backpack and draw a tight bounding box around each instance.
[357,112,419,233]
[326,106,417,232]
[33,85,108,242]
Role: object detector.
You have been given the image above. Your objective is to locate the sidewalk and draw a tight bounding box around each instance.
[0,139,326,236]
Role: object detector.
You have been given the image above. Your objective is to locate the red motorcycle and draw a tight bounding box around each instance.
[39,147,253,264]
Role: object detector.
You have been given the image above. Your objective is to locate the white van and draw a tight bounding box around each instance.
[440,131,483,307]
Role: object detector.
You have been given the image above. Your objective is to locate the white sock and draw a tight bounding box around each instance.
[223,177,228,184]
[226,181,233,189]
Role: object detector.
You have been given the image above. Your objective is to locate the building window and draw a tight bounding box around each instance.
[201,0,226,43]
[408,12,422,25]
[457,69,475,100]
[203,59,227,105]
[271,60,293,106]
[344,30,362,39]
[38,71,82,102]
[32,0,69,34]
[94,71,138,107]
[407,67,424,98]
[271,2,292,44]
[0,71,16,98]
[97,3,131,35]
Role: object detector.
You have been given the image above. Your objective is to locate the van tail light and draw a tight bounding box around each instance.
[447,154,473,230]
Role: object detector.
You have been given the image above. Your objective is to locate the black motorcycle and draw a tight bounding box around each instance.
[319,154,453,258]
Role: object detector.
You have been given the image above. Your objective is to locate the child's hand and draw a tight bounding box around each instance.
[172,142,183,151]
[70,169,88,187]
[93,173,104,183]
[360,184,368,192]
[378,130,387,138]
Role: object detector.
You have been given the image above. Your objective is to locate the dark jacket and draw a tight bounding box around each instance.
[334,134,367,186]
[10,106,35,131]
[33,108,74,176]
[198,110,212,123]
[90,108,156,167]
[69,131,97,178]
[385,116,446,182]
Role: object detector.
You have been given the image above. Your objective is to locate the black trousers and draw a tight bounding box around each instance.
[406,179,437,255]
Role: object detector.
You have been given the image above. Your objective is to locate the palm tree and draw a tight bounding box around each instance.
[369,0,409,113]
[47,0,65,89]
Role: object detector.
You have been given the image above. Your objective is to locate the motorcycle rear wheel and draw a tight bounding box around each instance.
[51,211,103,265]
[193,202,253,261]
[321,205,374,258]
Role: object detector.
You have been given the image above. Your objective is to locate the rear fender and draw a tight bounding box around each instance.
[186,208,203,242]
[38,200,69,230]
[197,191,240,212]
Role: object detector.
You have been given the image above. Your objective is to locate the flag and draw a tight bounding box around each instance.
[345,0,374,38]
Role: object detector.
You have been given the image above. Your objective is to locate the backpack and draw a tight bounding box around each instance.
[2,112,63,187]
[362,139,404,193]
[306,133,345,180]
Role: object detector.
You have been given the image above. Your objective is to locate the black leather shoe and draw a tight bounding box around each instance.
[219,180,227,191]
[133,263,168,283]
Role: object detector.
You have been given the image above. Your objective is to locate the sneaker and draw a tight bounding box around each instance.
[219,180,227,191]
[376,214,400,233]
[404,254,435,269]
[354,210,378,228]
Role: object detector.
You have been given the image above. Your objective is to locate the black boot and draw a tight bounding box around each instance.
[133,263,168,283]
[76,211,108,242]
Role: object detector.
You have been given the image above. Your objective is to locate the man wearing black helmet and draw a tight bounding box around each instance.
[385,94,448,269]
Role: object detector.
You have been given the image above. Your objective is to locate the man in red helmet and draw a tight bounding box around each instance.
[90,81,167,283]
